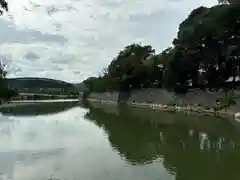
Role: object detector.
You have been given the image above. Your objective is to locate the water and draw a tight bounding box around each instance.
[0,100,240,180]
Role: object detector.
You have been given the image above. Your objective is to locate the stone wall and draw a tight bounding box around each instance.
[88,101,119,115]
[127,89,227,107]
[87,88,240,110]
[88,89,230,108]
[88,92,119,102]
[86,102,234,135]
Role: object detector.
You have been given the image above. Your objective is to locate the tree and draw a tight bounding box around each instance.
[0,0,8,14]
[0,62,18,101]
[83,3,240,96]
[107,43,155,90]
[171,5,240,91]
[218,0,240,4]
[145,48,174,88]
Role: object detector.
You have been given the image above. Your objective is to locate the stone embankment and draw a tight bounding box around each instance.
[88,101,240,135]
[88,89,238,107]
[86,88,240,120]
[88,98,234,119]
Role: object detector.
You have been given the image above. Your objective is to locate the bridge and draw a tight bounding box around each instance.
[11,92,79,101]
[20,93,70,97]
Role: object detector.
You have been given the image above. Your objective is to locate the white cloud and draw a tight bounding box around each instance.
[0,0,217,83]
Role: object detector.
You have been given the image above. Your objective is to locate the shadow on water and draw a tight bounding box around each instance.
[0,101,81,116]
[84,102,240,180]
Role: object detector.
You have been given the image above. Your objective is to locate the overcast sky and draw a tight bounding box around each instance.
[0,0,217,83]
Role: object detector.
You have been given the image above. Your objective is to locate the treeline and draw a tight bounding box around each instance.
[0,63,18,102]
[0,1,18,102]
[83,1,240,94]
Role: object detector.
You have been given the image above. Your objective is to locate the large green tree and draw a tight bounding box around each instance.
[83,2,240,95]
[171,4,240,91]
[218,0,240,4]
[107,43,155,90]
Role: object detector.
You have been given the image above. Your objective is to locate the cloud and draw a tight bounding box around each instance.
[0,19,67,44]
[0,0,217,83]
[24,52,40,60]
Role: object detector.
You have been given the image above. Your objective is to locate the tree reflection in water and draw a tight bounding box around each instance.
[0,101,80,116]
[84,103,240,180]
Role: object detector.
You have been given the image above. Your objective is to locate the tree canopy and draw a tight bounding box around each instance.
[83,2,240,95]
[218,0,240,4]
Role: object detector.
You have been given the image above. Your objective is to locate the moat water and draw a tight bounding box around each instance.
[0,100,239,180]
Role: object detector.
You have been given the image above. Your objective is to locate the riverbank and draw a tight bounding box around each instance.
[85,88,240,119]
[0,99,80,109]
[87,98,235,121]
[86,89,240,108]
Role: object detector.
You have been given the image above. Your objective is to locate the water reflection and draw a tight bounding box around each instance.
[0,101,80,116]
[85,102,240,180]
[0,102,95,180]
[0,148,65,179]
[0,100,240,180]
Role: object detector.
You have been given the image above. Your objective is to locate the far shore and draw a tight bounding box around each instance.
[0,99,80,108]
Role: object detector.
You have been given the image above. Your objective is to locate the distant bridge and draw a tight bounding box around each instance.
[19,93,70,97]
[11,92,79,101]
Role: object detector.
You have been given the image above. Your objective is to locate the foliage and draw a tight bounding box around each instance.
[0,0,7,14]
[172,4,240,91]
[83,3,240,96]
[218,0,240,4]
[0,83,18,100]
[0,62,18,101]
[0,1,18,101]
[107,43,155,90]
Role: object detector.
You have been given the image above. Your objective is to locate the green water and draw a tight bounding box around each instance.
[0,101,239,180]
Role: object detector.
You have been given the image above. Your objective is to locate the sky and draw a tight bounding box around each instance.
[0,0,217,83]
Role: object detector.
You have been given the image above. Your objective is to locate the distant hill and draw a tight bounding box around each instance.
[72,82,87,92]
[7,77,76,89]
[6,77,78,94]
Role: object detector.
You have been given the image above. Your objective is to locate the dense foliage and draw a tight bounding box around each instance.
[0,0,18,102]
[0,0,7,14]
[0,63,18,101]
[84,2,240,94]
